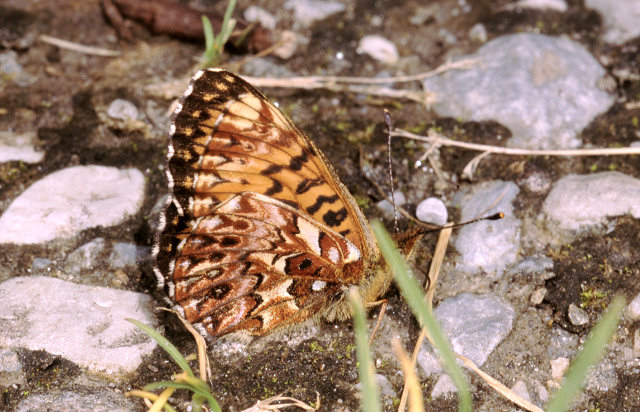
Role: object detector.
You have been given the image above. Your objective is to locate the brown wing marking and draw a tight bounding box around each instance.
[172,192,360,338]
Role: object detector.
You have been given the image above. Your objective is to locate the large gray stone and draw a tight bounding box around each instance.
[543,172,640,231]
[423,33,613,149]
[0,276,157,377]
[0,165,145,244]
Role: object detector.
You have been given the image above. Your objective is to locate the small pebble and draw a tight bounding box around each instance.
[357,35,399,65]
[431,374,457,397]
[107,99,139,121]
[530,287,547,305]
[243,6,277,30]
[375,191,406,217]
[550,357,569,381]
[415,197,448,226]
[626,292,640,320]
[509,0,568,11]
[284,0,346,28]
[468,23,487,43]
[511,381,532,403]
[568,303,589,326]
[534,380,549,403]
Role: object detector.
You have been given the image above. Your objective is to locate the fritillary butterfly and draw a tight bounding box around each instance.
[153,69,395,341]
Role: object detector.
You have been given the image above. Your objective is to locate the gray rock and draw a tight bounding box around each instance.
[375,374,395,398]
[417,349,443,377]
[534,379,549,404]
[431,374,457,397]
[0,131,44,164]
[375,191,406,218]
[626,292,640,321]
[511,380,533,404]
[452,180,520,275]
[357,35,399,65]
[0,276,157,376]
[511,255,554,275]
[15,388,137,412]
[468,23,487,43]
[543,172,640,232]
[109,242,147,269]
[423,33,614,149]
[0,50,34,86]
[415,197,448,226]
[508,0,567,11]
[548,326,578,359]
[0,348,25,387]
[243,6,277,30]
[0,50,23,76]
[106,99,139,121]
[568,303,589,326]
[0,166,145,244]
[240,57,296,78]
[31,258,53,272]
[585,359,619,393]
[586,0,640,44]
[65,238,106,273]
[530,288,547,305]
[284,0,346,28]
[429,293,515,366]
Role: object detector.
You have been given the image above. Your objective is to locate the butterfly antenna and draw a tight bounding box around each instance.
[383,109,399,235]
[399,212,505,245]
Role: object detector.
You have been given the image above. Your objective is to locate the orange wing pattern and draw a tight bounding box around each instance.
[154,69,383,340]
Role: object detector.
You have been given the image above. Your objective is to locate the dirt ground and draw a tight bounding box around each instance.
[1,0,639,411]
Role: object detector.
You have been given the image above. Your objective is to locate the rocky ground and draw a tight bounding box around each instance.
[1,0,640,411]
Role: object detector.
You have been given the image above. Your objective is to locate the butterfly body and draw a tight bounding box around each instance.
[153,69,391,341]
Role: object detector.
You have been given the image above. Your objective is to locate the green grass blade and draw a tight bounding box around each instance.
[371,221,472,412]
[143,381,221,412]
[545,295,625,412]
[220,0,237,40]
[348,288,382,412]
[201,16,215,61]
[126,318,195,378]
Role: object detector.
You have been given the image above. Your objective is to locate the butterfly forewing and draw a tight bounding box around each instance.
[154,69,382,340]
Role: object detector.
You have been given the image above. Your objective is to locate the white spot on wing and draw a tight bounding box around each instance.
[174,102,183,116]
[297,218,321,256]
[312,280,326,291]
[344,240,361,263]
[193,70,205,81]
[172,196,184,216]
[327,246,340,264]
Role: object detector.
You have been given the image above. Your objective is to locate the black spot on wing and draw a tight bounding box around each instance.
[323,207,348,227]
[261,164,283,175]
[288,152,308,171]
[298,258,313,270]
[296,178,324,194]
[264,179,283,196]
[306,194,339,215]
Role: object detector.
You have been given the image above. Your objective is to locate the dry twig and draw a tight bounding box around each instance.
[39,34,121,56]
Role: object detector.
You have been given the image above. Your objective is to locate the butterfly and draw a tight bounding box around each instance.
[153,69,410,342]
